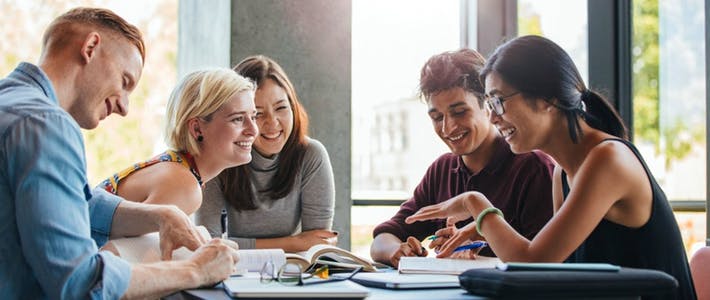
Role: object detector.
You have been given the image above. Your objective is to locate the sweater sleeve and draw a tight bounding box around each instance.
[196,179,225,237]
[299,139,335,231]
[197,179,259,249]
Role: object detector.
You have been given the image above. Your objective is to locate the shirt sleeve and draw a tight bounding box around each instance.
[298,139,335,231]
[5,113,130,299]
[88,187,123,247]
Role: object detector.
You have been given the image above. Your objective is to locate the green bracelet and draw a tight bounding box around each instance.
[476,207,503,237]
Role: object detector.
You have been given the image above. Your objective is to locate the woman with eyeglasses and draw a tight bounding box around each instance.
[406,35,695,300]
[196,55,337,253]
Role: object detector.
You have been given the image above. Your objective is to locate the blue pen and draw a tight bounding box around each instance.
[452,241,488,253]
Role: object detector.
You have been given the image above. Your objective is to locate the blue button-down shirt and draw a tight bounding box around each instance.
[0,62,131,299]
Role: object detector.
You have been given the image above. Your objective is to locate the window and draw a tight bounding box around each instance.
[518,0,588,82]
[631,0,707,252]
[351,0,461,256]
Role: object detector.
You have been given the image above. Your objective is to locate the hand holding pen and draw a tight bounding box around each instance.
[430,221,483,258]
[428,235,487,259]
[390,236,429,268]
[427,217,459,253]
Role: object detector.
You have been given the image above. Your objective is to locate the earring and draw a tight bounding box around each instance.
[197,135,204,142]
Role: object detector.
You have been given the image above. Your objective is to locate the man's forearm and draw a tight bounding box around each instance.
[110,200,175,238]
[121,260,199,300]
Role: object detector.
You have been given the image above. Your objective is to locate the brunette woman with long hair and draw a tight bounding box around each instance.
[196,55,336,252]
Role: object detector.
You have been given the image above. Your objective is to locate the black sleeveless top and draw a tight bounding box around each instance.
[562,138,696,300]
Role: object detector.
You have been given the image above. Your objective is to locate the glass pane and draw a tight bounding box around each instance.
[351,0,458,200]
[351,206,402,258]
[351,0,460,256]
[632,0,706,201]
[518,0,589,82]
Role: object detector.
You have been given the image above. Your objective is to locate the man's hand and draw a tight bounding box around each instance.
[390,236,428,268]
[190,238,240,286]
[158,206,207,260]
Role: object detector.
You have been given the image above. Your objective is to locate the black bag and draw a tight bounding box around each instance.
[458,267,678,299]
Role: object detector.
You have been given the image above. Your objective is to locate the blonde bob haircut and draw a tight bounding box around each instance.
[164,68,255,156]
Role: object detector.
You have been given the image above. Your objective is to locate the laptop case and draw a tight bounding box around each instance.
[458,267,678,299]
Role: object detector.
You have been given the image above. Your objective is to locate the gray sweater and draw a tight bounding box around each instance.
[196,137,335,249]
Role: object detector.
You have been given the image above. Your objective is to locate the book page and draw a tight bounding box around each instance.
[398,256,501,275]
[298,244,377,272]
[235,249,286,273]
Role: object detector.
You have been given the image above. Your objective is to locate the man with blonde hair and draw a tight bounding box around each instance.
[0,7,239,299]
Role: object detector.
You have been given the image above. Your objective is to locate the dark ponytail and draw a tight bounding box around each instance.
[481,35,628,143]
[580,90,628,140]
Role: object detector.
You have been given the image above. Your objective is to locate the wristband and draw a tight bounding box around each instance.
[475,207,503,237]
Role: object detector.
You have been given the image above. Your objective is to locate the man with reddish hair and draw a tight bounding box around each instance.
[370,49,554,267]
[0,7,239,299]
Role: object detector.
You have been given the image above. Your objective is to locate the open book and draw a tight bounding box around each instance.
[398,256,501,275]
[286,244,379,272]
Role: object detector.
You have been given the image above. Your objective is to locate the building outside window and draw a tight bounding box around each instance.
[351,0,459,256]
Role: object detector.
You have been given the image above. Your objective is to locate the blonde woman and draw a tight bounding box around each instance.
[100,68,258,215]
[197,56,336,252]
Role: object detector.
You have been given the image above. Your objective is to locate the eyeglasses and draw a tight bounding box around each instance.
[484,91,520,115]
[260,261,362,286]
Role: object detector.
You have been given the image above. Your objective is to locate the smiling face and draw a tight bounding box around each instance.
[484,71,554,153]
[198,90,258,167]
[427,87,493,156]
[72,35,143,129]
[253,78,294,157]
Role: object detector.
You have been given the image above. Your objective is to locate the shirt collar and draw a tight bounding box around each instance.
[452,136,514,176]
[12,62,59,106]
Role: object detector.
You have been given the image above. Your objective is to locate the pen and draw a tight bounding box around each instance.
[452,241,488,253]
[220,209,228,239]
[427,235,438,241]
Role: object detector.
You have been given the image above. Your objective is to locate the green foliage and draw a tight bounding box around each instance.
[662,118,705,168]
[633,0,705,170]
[632,0,660,146]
